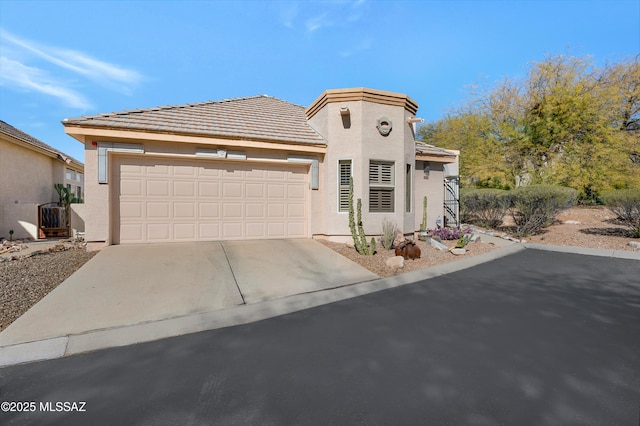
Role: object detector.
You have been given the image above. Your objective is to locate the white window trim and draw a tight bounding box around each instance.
[369,160,395,213]
[337,158,353,213]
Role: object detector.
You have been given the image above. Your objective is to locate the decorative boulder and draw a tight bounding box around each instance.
[429,238,448,250]
[386,256,405,269]
[392,230,405,249]
[450,248,466,255]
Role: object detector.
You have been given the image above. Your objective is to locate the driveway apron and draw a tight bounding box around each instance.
[0,240,378,347]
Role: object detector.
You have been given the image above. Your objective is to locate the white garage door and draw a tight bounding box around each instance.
[113,156,308,244]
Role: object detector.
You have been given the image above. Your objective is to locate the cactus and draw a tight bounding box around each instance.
[370,237,376,254]
[347,176,373,255]
[421,196,428,231]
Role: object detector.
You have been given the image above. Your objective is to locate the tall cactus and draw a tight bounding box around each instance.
[421,196,428,231]
[348,176,371,255]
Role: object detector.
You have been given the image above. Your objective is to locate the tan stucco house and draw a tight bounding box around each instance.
[1,120,84,240]
[62,88,459,250]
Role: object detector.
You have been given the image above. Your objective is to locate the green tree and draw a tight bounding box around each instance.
[418,54,640,203]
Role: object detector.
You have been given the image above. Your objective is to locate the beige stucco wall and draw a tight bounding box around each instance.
[414,161,448,231]
[308,99,417,240]
[0,139,58,240]
[70,203,86,238]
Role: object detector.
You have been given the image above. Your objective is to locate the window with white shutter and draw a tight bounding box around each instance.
[369,160,394,213]
[338,159,352,212]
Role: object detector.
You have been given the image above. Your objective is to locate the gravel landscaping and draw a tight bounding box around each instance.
[0,247,96,331]
[319,238,498,278]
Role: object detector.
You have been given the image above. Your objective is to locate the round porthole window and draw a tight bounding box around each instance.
[377,117,392,136]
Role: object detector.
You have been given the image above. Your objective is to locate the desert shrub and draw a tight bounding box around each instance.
[460,188,509,228]
[431,227,472,240]
[381,218,398,250]
[601,188,640,238]
[508,185,578,237]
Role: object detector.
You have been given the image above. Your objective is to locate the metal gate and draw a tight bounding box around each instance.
[444,177,460,228]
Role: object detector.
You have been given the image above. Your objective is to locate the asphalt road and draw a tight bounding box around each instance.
[1,249,639,425]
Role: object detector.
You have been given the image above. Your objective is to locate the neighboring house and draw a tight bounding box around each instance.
[62,88,459,249]
[0,120,84,240]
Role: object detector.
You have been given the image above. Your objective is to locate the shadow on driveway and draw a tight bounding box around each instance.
[1,249,638,425]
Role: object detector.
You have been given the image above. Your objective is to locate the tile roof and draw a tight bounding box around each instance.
[63,95,326,145]
[0,120,83,166]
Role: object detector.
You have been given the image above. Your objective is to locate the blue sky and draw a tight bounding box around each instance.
[1,0,638,162]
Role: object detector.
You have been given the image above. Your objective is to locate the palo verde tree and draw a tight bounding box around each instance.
[418,54,640,203]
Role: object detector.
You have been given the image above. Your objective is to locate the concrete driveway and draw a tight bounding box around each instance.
[1,248,638,425]
[0,240,378,348]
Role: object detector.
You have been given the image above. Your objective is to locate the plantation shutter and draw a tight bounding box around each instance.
[369,160,394,212]
[338,160,352,212]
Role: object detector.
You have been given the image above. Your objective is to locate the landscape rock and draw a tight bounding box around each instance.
[628,241,640,249]
[429,238,448,251]
[345,241,355,249]
[392,230,405,248]
[564,220,581,225]
[470,234,481,243]
[450,248,466,255]
[385,256,404,269]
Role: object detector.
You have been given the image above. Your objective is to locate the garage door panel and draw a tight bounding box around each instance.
[288,185,306,199]
[245,183,265,198]
[223,203,242,218]
[199,182,220,197]
[173,165,197,176]
[115,156,308,243]
[267,184,285,198]
[288,222,306,237]
[121,224,143,241]
[287,171,306,181]
[120,202,143,219]
[147,164,170,175]
[147,202,170,218]
[222,223,243,238]
[147,223,170,240]
[267,170,285,179]
[267,222,285,237]
[245,169,266,179]
[147,180,170,196]
[223,182,243,198]
[245,223,265,238]
[288,204,305,218]
[199,203,220,218]
[268,204,285,218]
[174,223,196,239]
[120,164,143,174]
[245,203,265,218]
[174,181,196,197]
[174,203,196,219]
[121,179,143,196]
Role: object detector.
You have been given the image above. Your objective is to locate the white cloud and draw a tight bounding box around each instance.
[340,38,373,57]
[0,29,142,106]
[281,1,366,34]
[0,57,92,109]
[306,13,330,33]
[1,30,142,88]
[279,3,299,28]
